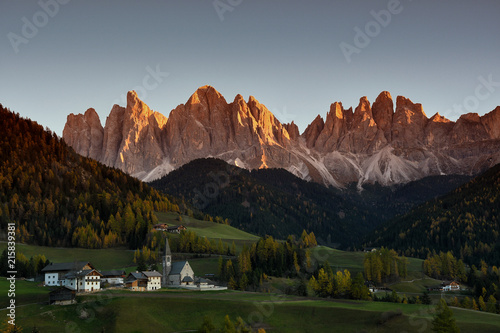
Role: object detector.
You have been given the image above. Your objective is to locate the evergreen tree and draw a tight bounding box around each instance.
[136,255,147,272]
[235,317,251,333]
[199,316,216,333]
[422,291,432,305]
[461,297,471,309]
[487,295,497,313]
[222,315,236,333]
[478,296,487,311]
[431,299,460,333]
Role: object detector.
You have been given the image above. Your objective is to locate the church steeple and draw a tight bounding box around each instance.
[162,237,172,287]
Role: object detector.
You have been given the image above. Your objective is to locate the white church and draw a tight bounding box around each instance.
[162,238,195,286]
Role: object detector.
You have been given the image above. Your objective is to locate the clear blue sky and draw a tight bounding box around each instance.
[1,0,499,135]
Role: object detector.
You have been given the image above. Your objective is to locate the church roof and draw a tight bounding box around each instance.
[170,261,188,275]
[182,276,193,282]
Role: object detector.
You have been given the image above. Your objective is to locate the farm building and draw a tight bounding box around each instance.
[49,286,76,305]
[442,281,460,291]
[125,271,162,291]
[64,269,102,292]
[42,262,95,287]
[167,225,187,234]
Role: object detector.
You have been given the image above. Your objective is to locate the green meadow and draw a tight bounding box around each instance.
[3,288,500,333]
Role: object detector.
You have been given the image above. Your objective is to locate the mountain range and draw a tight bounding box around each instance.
[63,86,500,188]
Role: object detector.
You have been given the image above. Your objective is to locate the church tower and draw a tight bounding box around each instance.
[162,237,172,287]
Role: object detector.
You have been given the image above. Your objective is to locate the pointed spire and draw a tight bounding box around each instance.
[165,237,171,256]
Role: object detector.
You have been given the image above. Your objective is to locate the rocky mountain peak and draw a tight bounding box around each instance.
[63,108,104,161]
[284,121,300,141]
[126,90,153,117]
[63,87,500,188]
[481,106,500,139]
[303,115,325,148]
[459,112,481,123]
[187,85,227,108]
[429,113,451,123]
[372,91,394,140]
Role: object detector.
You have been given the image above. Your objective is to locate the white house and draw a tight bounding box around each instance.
[143,271,162,290]
[442,281,460,292]
[168,261,195,286]
[101,270,126,285]
[64,269,102,292]
[41,262,94,287]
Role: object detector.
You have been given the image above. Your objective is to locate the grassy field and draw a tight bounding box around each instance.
[390,278,443,293]
[310,246,425,277]
[0,278,48,306]
[0,212,260,274]
[155,211,260,253]
[156,212,260,240]
[186,256,220,276]
[3,288,500,333]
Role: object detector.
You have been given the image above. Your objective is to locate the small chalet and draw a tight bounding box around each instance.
[125,271,162,291]
[49,287,76,305]
[168,261,195,285]
[365,281,377,293]
[152,223,169,231]
[167,225,187,234]
[442,281,460,292]
[428,281,461,292]
[42,262,95,287]
[64,269,102,292]
[101,270,126,285]
[363,247,378,253]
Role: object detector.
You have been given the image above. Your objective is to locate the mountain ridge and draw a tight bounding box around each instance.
[150,157,473,247]
[63,86,500,188]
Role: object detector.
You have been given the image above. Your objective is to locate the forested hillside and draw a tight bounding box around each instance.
[151,158,366,247]
[150,158,470,248]
[367,164,500,266]
[0,105,179,249]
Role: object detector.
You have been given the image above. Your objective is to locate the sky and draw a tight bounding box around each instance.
[1,0,499,136]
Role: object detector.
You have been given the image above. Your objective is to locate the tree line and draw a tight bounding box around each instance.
[423,251,467,281]
[363,247,408,284]
[217,232,317,291]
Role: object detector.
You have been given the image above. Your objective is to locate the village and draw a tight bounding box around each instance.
[43,238,226,305]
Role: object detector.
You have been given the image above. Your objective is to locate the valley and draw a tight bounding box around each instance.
[1,100,499,332]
